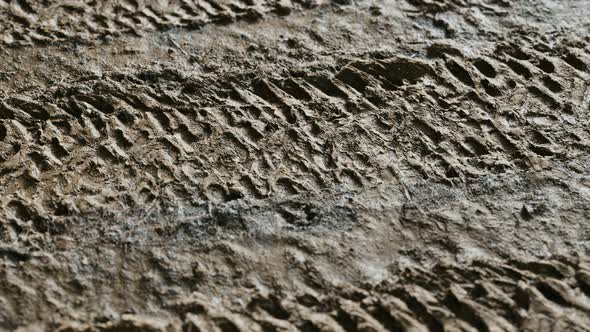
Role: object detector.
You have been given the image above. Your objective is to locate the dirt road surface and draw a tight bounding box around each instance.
[1,0,590,330]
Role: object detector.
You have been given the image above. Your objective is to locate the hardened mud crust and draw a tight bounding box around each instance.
[1,0,590,330]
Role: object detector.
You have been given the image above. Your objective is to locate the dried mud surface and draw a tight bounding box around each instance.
[1,0,590,330]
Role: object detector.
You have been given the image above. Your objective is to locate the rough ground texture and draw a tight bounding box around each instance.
[1,0,590,330]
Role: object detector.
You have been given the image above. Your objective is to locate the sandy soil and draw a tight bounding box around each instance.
[1,0,590,330]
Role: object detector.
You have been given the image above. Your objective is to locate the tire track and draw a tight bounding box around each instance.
[0,0,332,46]
[1,37,589,230]
[47,254,590,331]
[1,0,590,330]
